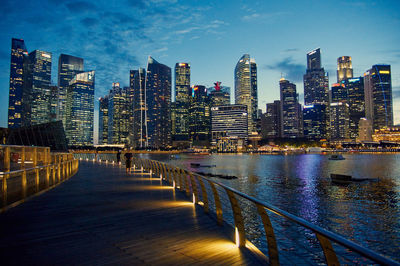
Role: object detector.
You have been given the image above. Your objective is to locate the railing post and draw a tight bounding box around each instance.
[197,176,209,213]
[45,148,50,188]
[21,147,25,170]
[316,233,340,266]
[33,147,39,192]
[183,169,190,196]
[188,172,199,203]
[256,204,279,265]
[207,180,223,225]
[225,189,246,247]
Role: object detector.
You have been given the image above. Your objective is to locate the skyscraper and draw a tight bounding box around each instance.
[99,96,109,145]
[331,83,347,103]
[65,71,95,146]
[131,68,147,149]
[303,104,328,140]
[28,50,52,126]
[280,78,301,138]
[145,57,171,149]
[303,48,329,139]
[345,77,365,140]
[235,54,258,135]
[337,56,353,83]
[173,63,191,145]
[209,82,230,107]
[211,104,248,142]
[108,83,131,145]
[189,85,211,146]
[364,65,393,130]
[8,38,28,129]
[330,102,350,140]
[58,54,84,128]
[261,101,281,139]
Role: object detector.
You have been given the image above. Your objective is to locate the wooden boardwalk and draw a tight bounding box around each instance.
[0,161,267,265]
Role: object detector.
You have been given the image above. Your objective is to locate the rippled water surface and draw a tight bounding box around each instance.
[141,153,400,261]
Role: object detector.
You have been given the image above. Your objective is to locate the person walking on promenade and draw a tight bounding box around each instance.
[124,152,133,173]
[116,150,121,164]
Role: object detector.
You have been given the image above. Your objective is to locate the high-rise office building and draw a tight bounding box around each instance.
[344,77,365,140]
[209,82,230,107]
[280,78,301,138]
[107,83,131,145]
[364,65,393,130]
[303,48,330,139]
[28,50,52,126]
[58,54,84,128]
[173,63,191,144]
[145,57,171,149]
[8,38,28,128]
[331,83,347,103]
[235,54,258,135]
[189,85,211,146]
[99,96,109,145]
[337,56,353,83]
[211,104,248,142]
[330,102,350,140]
[261,101,281,139]
[65,71,95,146]
[303,104,328,140]
[131,68,147,149]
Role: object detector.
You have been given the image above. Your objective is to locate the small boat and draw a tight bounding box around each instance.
[331,174,352,184]
[190,163,216,168]
[329,154,345,160]
[191,163,201,167]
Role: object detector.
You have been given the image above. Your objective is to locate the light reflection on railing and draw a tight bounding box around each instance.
[74,153,399,265]
[1,145,79,212]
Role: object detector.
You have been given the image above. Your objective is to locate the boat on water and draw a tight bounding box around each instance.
[190,163,216,168]
[330,173,378,184]
[329,154,345,160]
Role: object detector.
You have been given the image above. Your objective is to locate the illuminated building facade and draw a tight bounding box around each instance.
[331,83,347,103]
[344,77,365,140]
[58,54,84,128]
[235,54,257,135]
[145,57,171,149]
[209,82,230,107]
[131,68,147,148]
[8,38,28,128]
[261,101,281,139]
[211,104,248,143]
[303,48,330,139]
[189,85,211,146]
[372,126,400,143]
[65,71,95,146]
[28,50,53,126]
[330,102,350,140]
[108,83,131,145]
[358,118,373,142]
[173,63,191,144]
[280,78,301,138]
[337,56,353,82]
[364,65,393,130]
[303,104,328,140]
[98,96,109,145]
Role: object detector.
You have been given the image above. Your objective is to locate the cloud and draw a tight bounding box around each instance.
[154,47,168,53]
[65,1,97,13]
[242,13,260,21]
[282,48,299,53]
[264,57,305,83]
[392,86,400,99]
[241,11,288,22]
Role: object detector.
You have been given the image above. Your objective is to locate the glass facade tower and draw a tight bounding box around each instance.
[8,38,28,128]
[145,57,171,149]
[174,63,191,143]
[99,95,109,145]
[131,68,147,148]
[58,54,84,128]
[280,78,301,138]
[65,71,95,146]
[235,54,258,135]
[337,56,353,83]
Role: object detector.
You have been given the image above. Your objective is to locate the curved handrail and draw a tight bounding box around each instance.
[134,157,399,266]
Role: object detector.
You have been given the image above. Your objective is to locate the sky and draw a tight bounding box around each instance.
[1,0,400,141]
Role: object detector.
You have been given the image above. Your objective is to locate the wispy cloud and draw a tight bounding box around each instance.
[241,11,289,22]
[264,57,305,83]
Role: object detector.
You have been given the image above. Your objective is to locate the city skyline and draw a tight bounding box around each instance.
[1,0,400,133]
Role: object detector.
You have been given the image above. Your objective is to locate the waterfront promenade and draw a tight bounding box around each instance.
[0,161,266,265]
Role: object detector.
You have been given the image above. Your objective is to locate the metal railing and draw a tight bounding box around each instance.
[1,145,79,212]
[129,157,399,266]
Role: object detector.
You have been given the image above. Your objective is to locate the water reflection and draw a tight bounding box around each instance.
[142,153,400,260]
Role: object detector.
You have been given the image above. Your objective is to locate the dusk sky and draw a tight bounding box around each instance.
[1,0,399,138]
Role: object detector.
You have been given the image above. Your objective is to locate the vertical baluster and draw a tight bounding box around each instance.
[225,189,246,247]
[316,233,340,266]
[207,180,223,225]
[197,176,209,213]
[256,204,279,265]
